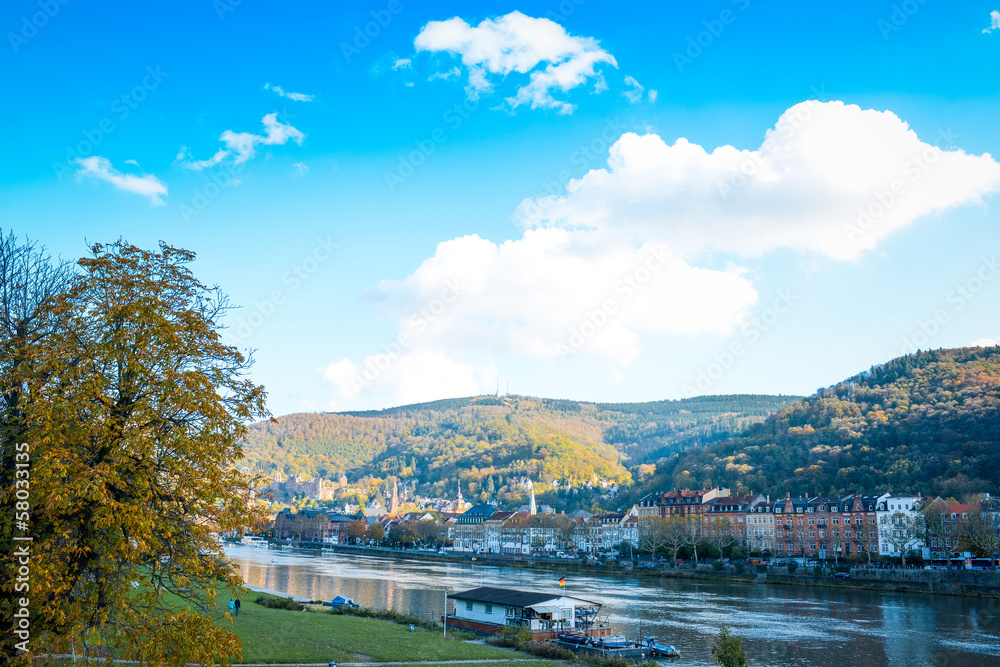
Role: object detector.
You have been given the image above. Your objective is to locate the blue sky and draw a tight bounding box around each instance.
[2,0,1000,416]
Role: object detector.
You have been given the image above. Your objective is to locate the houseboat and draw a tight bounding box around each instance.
[444,586,611,640]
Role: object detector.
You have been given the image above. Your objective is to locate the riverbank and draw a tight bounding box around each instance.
[212,590,551,665]
[276,542,1000,599]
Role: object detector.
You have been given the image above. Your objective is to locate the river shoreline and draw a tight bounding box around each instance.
[253,541,1000,600]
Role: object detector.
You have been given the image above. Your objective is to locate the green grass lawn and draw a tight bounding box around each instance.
[211,593,536,664]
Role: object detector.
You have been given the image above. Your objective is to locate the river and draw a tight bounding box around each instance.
[225,545,1000,667]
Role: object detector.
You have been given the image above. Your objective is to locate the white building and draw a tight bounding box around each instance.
[876,493,925,557]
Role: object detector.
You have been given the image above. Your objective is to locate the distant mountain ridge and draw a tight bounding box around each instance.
[241,393,797,510]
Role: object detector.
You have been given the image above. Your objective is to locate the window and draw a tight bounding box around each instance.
[466,601,473,611]
[832,518,840,525]
[485,604,493,614]
[808,518,815,525]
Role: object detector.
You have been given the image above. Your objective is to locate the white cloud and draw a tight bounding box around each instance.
[323,349,496,410]
[623,75,644,104]
[393,57,412,70]
[293,162,308,177]
[972,338,998,347]
[414,10,617,114]
[323,228,757,406]
[428,66,462,81]
[264,83,315,102]
[516,100,1000,261]
[323,99,1000,408]
[984,10,1000,33]
[648,89,658,103]
[75,156,167,206]
[181,113,305,170]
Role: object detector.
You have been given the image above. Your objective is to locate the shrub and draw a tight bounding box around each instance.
[712,561,724,571]
[254,594,304,611]
[787,562,798,574]
[520,641,576,661]
[813,566,824,577]
[488,625,533,648]
[733,562,745,574]
[755,564,767,574]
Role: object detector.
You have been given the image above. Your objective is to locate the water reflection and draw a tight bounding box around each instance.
[227,547,1000,667]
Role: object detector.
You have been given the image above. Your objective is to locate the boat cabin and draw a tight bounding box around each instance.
[446,586,607,639]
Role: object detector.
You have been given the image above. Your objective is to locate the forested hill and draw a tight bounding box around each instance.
[655,347,1000,499]
[241,394,796,509]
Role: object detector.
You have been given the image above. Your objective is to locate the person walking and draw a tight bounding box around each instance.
[228,599,235,617]
[234,598,241,616]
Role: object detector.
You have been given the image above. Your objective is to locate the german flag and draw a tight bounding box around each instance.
[559,577,566,587]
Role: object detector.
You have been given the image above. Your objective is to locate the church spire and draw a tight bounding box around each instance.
[529,480,536,516]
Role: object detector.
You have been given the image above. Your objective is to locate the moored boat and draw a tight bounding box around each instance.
[644,636,680,658]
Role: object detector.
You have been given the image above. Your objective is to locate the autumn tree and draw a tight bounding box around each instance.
[922,501,947,548]
[961,504,1000,558]
[705,517,738,558]
[367,522,386,543]
[348,520,369,544]
[685,517,703,563]
[0,231,73,661]
[639,516,671,557]
[12,241,270,664]
[880,511,924,565]
[662,516,692,564]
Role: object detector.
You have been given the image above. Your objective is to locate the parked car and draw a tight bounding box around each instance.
[833,572,850,579]
[641,562,656,569]
[593,560,604,566]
